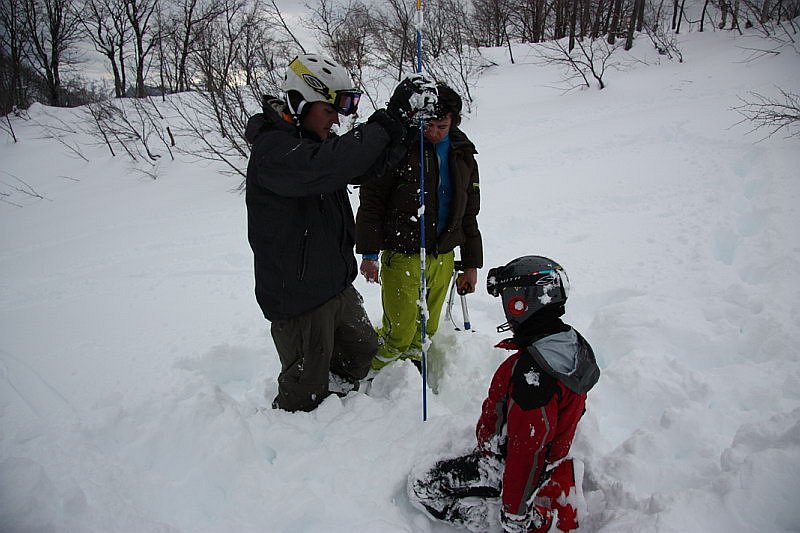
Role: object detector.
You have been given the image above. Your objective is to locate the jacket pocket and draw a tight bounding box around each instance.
[297,229,309,280]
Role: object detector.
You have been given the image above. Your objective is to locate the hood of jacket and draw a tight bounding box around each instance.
[245,96,294,144]
[525,328,600,394]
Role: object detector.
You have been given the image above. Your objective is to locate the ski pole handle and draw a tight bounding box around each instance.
[460,293,471,331]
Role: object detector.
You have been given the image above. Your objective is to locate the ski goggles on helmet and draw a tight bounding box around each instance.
[486,267,571,299]
[332,90,361,116]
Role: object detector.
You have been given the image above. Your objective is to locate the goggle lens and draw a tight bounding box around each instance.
[486,267,569,298]
[334,90,361,116]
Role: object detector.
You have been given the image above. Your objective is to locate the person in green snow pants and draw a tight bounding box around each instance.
[356,83,483,370]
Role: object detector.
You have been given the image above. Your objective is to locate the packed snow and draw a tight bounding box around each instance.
[2,27,800,533]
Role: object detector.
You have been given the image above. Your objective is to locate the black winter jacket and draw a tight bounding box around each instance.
[355,127,482,268]
[245,97,399,321]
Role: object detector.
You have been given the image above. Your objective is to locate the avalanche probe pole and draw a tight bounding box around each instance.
[416,0,429,422]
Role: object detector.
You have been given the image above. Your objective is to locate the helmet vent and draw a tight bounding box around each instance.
[323,68,332,74]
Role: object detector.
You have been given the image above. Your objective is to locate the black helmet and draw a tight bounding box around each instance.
[486,255,570,332]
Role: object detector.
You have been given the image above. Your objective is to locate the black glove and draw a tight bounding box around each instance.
[368,108,406,145]
[387,73,438,125]
[499,507,550,533]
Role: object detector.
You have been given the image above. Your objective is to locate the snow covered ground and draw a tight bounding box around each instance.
[2,26,799,533]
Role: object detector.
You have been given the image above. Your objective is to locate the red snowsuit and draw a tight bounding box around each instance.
[408,324,599,533]
[476,336,591,531]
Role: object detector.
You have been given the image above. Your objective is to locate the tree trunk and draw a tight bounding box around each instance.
[676,0,686,33]
[700,0,709,31]
[136,38,145,97]
[720,0,728,28]
[105,51,124,97]
[554,0,565,39]
[608,0,623,44]
[581,0,591,38]
[636,0,645,31]
[759,0,771,22]
[569,0,578,51]
[625,0,639,49]
[672,0,679,29]
[602,0,614,37]
[535,0,546,42]
[731,0,741,32]
[591,0,605,38]
[118,45,127,95]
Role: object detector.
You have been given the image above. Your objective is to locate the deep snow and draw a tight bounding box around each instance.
[2,26,800,533]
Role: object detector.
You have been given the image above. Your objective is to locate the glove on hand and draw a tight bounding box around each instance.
[387,73,438,125]
[368,109,406,145]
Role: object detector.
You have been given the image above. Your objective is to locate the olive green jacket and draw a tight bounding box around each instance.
[355,127,483,269]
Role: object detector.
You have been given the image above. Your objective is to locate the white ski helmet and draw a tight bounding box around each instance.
[283,54,361,117]
[487,255,570,331]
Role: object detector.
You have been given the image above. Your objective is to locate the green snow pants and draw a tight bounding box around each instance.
[373,250,454,370]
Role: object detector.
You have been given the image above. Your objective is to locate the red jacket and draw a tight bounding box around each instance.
[476,334,592,516]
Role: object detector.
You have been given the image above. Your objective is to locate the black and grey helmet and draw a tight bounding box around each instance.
[486,255,570,331]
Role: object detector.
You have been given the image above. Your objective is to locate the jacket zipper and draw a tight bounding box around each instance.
[298,228,309,280]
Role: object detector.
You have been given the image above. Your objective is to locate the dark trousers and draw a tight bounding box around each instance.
[270,285,378,412]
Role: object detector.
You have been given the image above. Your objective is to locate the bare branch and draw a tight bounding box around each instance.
[733,88,800,139]
[1,114,19,142]
[0,170,50,201]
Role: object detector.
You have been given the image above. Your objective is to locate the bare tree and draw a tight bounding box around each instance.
[0,0,28,110]
[264,0,305,53]
[170,0,263,179]
[607,0,624,43]
[307,0,375,105]
[734,88,800,139]
[507,0,552,43]
[22,0,82,106]
[537,34,624,90]
[425,0,488,108]
[123,0,159,97]
[239,1,295,99]
[470,0,513,47]
[167,0,224,92]
[83,96,173,171]
[368,0,416,81]
[81,0,130,97]
[625,0,646,49]
[0,106,20,140]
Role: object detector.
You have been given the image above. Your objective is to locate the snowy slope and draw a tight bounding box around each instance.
[2,28,800,532]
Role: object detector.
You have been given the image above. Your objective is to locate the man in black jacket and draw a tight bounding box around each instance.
[245,54,433,412]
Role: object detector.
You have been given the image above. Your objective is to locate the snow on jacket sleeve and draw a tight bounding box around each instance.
[249,120,392,198]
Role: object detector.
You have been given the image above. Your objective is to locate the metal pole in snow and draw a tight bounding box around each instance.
[416,0,428,422]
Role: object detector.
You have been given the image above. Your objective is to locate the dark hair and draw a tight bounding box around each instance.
[435,83,462,127]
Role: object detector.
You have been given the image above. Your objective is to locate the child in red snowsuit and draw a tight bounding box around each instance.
[408,255,600,533]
